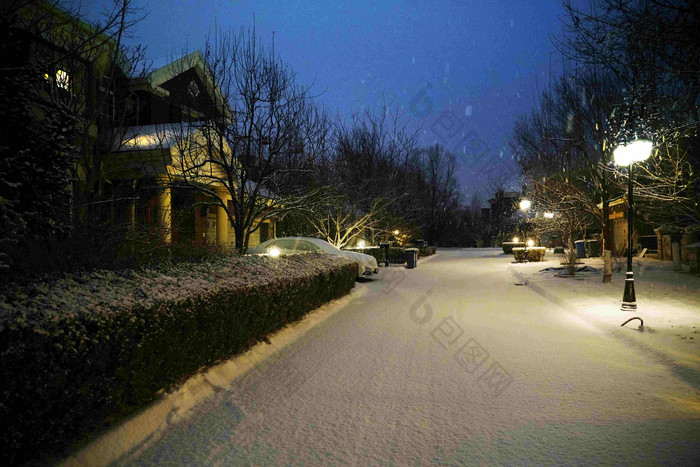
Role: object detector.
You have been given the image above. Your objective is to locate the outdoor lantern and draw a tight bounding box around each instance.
[613,140,653,166]
[544,212,554,219]
[268,246,281,257]
[393,230,400,235]
[527,239,534,247]
[519,199,531,211]
[358,239,366,248]
[513,237,519,243]
[613,139,653,311]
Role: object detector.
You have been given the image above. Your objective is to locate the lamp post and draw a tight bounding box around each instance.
[518,199,531,243]
[613,140,653,311]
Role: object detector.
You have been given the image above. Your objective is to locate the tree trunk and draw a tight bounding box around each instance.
[601,197,613,283]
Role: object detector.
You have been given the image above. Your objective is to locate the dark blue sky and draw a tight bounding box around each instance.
[87,0,570,202]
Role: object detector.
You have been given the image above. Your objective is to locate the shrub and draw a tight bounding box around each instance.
[559,248,580,275]
[0,253,356,464]
[512,247,546,262]
[502,242,526,254]
[418,245,436,257]
[513,247,527,262]
[526,247,546,262]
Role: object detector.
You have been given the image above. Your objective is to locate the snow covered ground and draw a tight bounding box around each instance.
[509,252,700,374]
[66,249,700,465]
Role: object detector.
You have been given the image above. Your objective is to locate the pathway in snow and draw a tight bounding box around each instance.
[116,249,700,465]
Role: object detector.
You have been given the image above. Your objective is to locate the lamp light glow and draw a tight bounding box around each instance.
[613,140,653,166]
[513,237,519,243]
[527,239,534,247]
[519,199,531,211]
[358,240,366,248]
[544,212,554,219]
[393,230,399,235]
[268,246,281,257]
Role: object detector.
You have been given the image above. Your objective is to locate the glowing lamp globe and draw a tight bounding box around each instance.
[268,246,281,257]
[527,239,534,247]
[519,199,531,211]
[358,240,366,248]
[613,140,653,166]
[513,237,519,243]
[544,212,554,219]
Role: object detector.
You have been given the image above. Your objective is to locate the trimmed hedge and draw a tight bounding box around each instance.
[0,254,356,464]
[502,242,526,254]
[417,245,437,257]
[348,245,436,265]
[513,247,547,262]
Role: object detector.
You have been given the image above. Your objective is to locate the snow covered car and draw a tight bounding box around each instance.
[250,237,379,278]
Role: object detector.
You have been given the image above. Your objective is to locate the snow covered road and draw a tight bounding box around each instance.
[117,248,700,465]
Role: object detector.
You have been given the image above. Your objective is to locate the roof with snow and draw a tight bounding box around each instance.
[114,123,199,151]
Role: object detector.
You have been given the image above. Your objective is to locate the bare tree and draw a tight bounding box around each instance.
[512,68,626,281]
[162,28,324,253]
[556,0,699,232]
[306,195,391,248]
[421,144,460,245]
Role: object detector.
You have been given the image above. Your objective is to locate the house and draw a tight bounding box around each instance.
[9,2,276,253]
[606,197,698,271]
[109,51,277,249]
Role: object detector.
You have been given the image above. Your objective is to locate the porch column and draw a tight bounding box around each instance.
[127,201,136,232]
[215,187,230,246]
[156,175,171,243]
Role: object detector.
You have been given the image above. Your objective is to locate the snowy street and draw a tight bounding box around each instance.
[107,249,700,465]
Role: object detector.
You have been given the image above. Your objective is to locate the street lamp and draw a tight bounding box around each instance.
[517,199,532,244]
[613,139,653,311]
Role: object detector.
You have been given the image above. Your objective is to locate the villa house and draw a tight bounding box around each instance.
[106,51,277,249]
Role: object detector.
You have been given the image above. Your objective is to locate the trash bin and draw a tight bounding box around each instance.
[406,248,418,269]
[574,240,586,258]
[585,239,600,257]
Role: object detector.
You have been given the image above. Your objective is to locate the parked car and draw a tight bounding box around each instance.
[250,237,379,278]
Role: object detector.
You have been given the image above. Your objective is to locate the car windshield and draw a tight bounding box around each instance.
[265,239,322,253]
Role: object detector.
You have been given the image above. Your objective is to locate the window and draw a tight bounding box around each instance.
[187,80,200,99]
[44,69,70,90]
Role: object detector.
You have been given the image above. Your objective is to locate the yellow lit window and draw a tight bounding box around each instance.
[44,69,70,90]
[55,69,70,90]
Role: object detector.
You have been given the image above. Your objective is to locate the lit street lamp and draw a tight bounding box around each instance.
[517,199,532,245]
[613,140,653,311]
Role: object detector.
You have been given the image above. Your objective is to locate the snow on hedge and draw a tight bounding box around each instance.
[0,253,356,328]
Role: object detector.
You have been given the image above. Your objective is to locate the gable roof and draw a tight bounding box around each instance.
[132,51,226,109]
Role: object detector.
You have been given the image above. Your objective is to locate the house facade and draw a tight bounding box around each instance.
[12,2,276,252]
[108,51,277,249]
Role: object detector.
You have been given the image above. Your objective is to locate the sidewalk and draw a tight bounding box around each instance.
[508,254,700,380]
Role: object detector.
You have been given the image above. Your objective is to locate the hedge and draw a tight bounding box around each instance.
[502,242,526,254]
[513,247,546,262]
[0,253,356,464]
[348,245,436,265]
